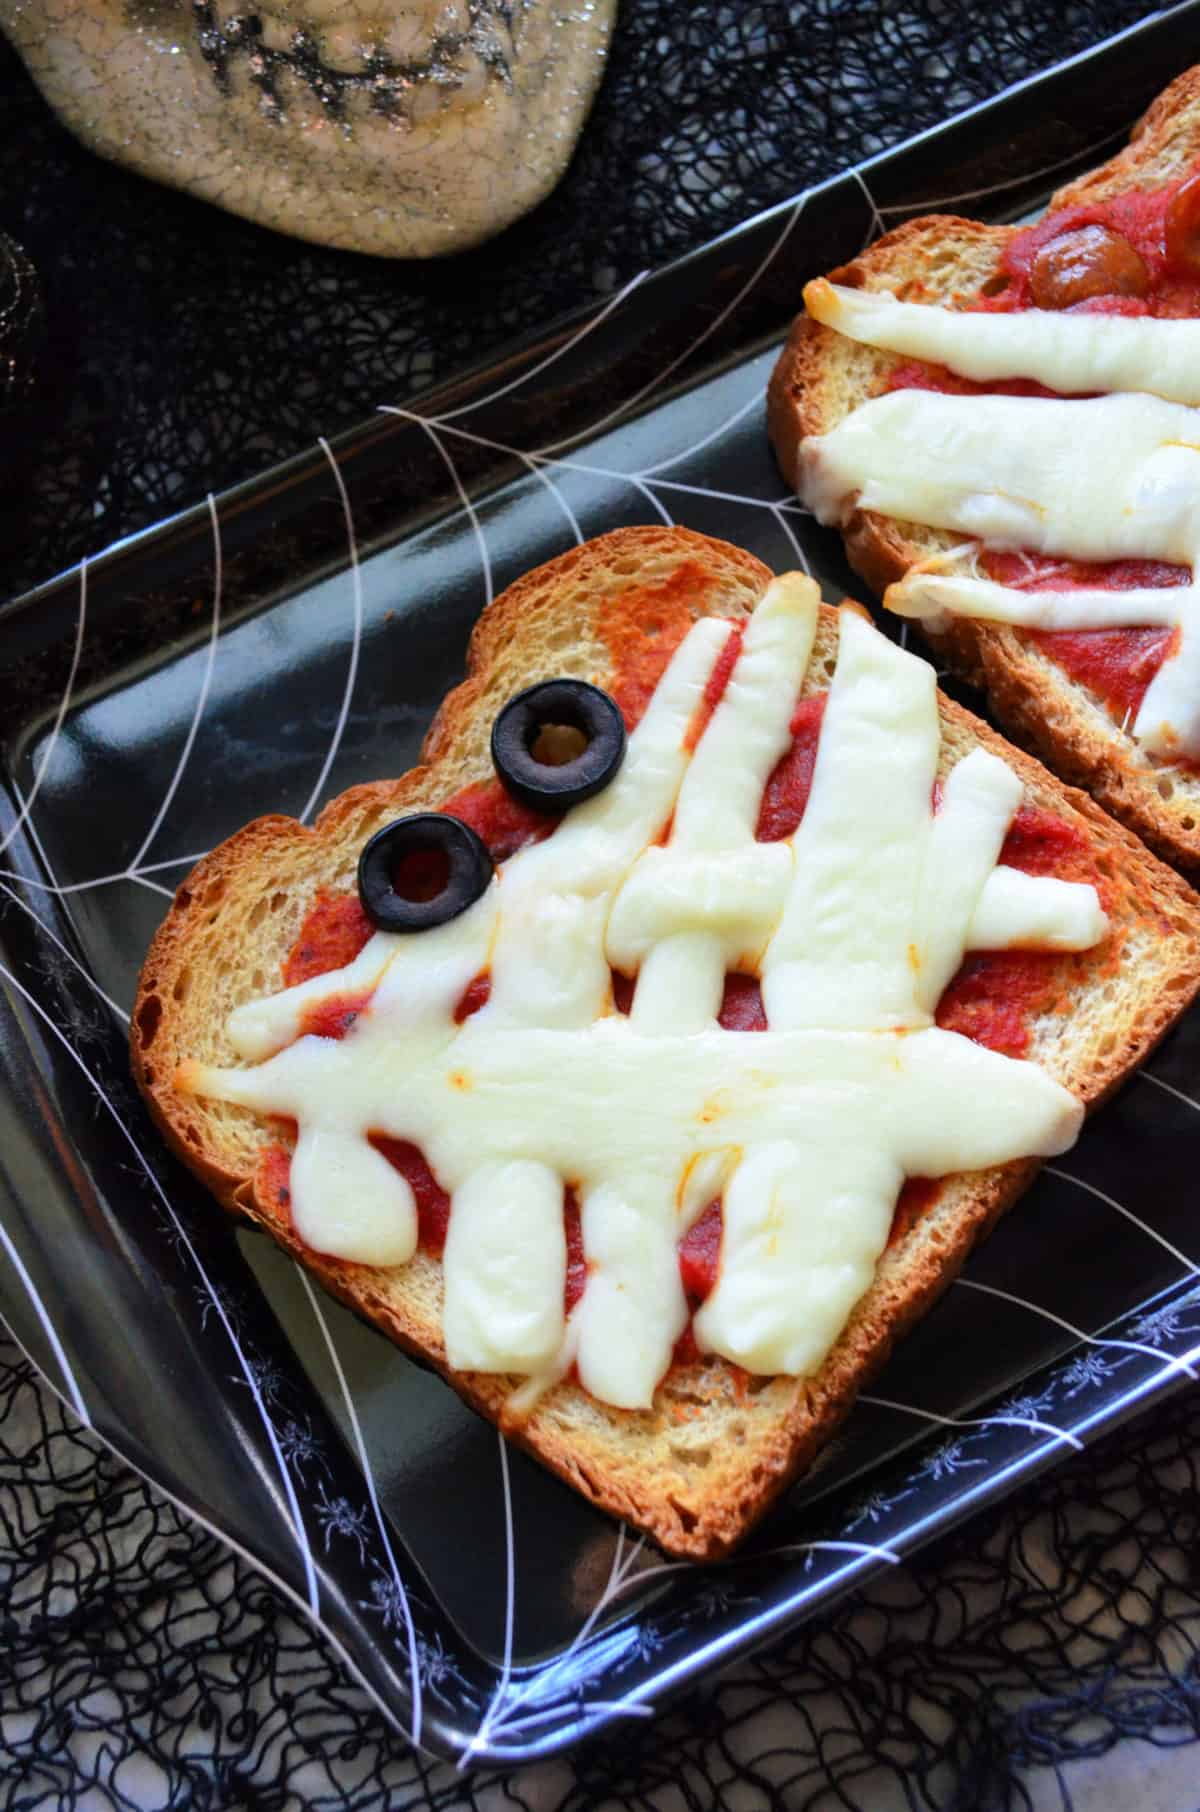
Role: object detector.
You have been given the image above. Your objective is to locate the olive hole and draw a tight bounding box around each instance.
[528,721,589,767]
[979,273,1011,297]
[390,843,451,903]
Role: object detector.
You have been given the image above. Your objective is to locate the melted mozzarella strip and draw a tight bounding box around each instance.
[180,592,1106,1407]
[801,389,1200,756]
[804,278,1200,405]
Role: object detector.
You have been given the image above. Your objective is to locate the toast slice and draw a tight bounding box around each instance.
[132,526,1200,1559]
[768,66,1200,873]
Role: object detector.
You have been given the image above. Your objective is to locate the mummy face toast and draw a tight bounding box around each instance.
[178,580,1106,1414]
[0,0,617,256]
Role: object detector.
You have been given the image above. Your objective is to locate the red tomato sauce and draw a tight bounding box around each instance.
[594,560,720,729]
[609,969,635,1015]
[685,623,745,751]
[254,1143,293,1225]
[756,693,827,841]
[299,989,372,1041]
[454,971,492,1023]
[935,803,1104,1057]
[935,951,1063,1058]
[717,972,767,1031]
[283,891,373,987]
[1033,626,1180,725]
[982,175,1200,318]
[998,802,1096,882]
[977,549,1186,724]
[442,778,558,864]
[678,1200,722,1302]
[563,1186,588,1316]
[887,359,1062,400]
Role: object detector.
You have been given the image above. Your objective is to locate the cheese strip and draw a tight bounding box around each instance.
[484,616,731,1030]
[692,1026,1082,1374]
[763,607,940,1031]
[442,1161,566,1374]
[887,573,1185,631]
[914,747,1023,1016]
[801,390,1200,564]
[969,868,1108,951]
[802,389,1200,756]
[804,278,1200,405]
[692,1139,902,1376]
[609,573,815,1029]
[227,929,398,1060]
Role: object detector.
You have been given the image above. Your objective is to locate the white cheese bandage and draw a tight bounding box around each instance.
[799,288,1200,759]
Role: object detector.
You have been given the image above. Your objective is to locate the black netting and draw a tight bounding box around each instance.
[3,2,1199,1805]
[3,1325,1200,1808]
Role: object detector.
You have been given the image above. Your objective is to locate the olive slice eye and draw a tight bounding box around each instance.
[357,814,494,933]
[491,679,626,811]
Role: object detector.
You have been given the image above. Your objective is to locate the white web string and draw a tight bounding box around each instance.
[0,957,321,1614]
[0,1207,89,1425]
[872,121,1128,217]
[0,883,130,1026]
[1044,1165,1200,1277]
[137,850,211,875]
[530,190,811,458]
[484,1700,655,1739]
[1140,1067,1200,1117]
[770,1536,903,1566]
[851,168,886,247]
[381,408,494,611]
[860,1392,1083,1452]
[459,1431,516,1765]
[0,556,87,864]
[129,497,223,872]
[381,409,800,520]
[771,503,812,573]
[469,1527,665,1749]
[298,440,365,827]
[955,1274,1199,1380]
[517,453,585,546]
[630,475,674,526]
[295,1269,422,1748]
[431,266,652,425]
[637,383,769,477]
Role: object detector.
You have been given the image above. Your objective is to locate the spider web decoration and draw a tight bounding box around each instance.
[4,0,1200,1803]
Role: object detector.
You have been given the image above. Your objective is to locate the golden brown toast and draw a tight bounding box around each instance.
[768,67,1200,873]
[132,527,1200,1559]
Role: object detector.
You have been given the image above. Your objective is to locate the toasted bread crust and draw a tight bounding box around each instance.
[132,527,1200,1559]
[767,70,1200,872]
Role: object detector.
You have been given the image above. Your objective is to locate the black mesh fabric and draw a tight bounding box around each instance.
[3,2,1200,1805]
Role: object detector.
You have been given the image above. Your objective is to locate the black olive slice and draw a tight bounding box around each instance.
[491,679,626,811]
[357,814,494,934]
